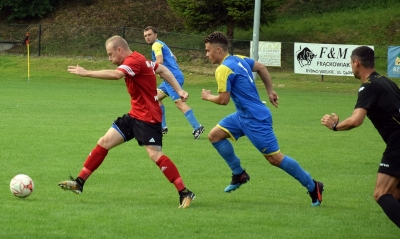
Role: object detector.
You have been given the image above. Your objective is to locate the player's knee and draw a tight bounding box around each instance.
[175,101,189,112]
[207,132,213,142]
[265,154,283,167]
[373,189,385,202]
[97,136,107,148]
[266,158,280,167]
[208,131,221,143]
[97,136,116,150]
[147,147,163,163]
[175,104,183,111]
[149,153,162,163]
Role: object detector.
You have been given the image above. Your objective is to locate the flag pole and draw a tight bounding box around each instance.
[24,32,30,82]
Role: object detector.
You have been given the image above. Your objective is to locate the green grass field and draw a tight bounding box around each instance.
[0,55,398,238]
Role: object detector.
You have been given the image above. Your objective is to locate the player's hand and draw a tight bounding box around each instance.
[67,65,88,76]
[321,113,339,130]
[178,90,189,102]
[268,91,279,108]
[201,89,212,101]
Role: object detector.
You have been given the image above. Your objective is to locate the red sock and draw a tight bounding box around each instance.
[156,155,186,191]
[78,144,108,181]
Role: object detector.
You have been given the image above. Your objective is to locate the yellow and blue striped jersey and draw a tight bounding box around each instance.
[151,40,181,77]
[215,55,271,120]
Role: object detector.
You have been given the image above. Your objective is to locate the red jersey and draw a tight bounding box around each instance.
[116,51,161,123]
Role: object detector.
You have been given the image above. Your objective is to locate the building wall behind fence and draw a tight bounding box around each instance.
[0,24,390,81]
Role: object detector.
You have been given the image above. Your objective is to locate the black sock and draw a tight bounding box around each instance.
[76,177,85,186]
[377,194,400,228]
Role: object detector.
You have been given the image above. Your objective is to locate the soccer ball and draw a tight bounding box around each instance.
[10,174,34,198]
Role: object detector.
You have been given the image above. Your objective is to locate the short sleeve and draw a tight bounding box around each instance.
[355,83,375,110]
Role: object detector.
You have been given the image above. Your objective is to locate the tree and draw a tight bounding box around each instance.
[167,0,283,39]
[0,0,64,21]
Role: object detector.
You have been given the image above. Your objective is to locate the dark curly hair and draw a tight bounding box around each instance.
[204,32,229,52]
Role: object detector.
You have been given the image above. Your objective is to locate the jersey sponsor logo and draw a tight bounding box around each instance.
[379,163,389,168]
[358,86,365,92]
[146,61,157,74]
[146,61,156,69]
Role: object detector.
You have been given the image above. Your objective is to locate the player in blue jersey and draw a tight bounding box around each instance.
[202,31,324,206]
[144,26,204,139]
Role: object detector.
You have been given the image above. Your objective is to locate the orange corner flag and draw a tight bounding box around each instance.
[24,32,29,45]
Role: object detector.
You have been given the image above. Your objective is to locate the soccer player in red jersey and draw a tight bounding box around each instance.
[59,35,195,208]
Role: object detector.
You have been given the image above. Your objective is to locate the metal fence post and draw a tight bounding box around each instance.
[38,24,42,56]
[121,26,126,39]
[229,39,234,55]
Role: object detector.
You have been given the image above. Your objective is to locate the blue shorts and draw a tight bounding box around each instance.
[158,72,184,102]
[217,112,280,156]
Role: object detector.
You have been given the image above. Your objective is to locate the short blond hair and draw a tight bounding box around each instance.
[105,35,129,50]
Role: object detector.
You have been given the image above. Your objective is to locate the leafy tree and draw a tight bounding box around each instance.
[167,0,283,39]
[0,0,64,21]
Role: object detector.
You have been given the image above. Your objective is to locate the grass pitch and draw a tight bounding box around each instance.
[0,55,398,238]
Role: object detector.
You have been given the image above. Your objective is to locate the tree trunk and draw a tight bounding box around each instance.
[226,19,235,39]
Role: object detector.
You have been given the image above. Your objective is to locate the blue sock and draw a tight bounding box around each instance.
[184,109,200,129]
[212,139,243,175]
[160,105,166,128]
[279,155,315,192]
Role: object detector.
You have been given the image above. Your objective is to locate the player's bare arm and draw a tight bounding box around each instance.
[155,64,188,101]
[155,55,164,64]
[252,61,279,108]
[201,89,230,105]
[68,65,124,80]
[321,108,367,131]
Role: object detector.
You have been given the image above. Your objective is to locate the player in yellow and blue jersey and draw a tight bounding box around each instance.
[144,26,204,139]
[202,31,324,206]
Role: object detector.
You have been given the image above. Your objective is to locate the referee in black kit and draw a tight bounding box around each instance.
[321,46,400,228]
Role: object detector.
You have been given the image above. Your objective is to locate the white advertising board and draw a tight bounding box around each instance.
[250,41,281,67]
[294,43,374,76]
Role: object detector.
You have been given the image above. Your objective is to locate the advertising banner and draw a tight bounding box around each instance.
[387,46,400,78]
[294,43,373,76]
[250,41,281,67]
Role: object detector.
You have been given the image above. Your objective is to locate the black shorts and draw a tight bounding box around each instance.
[112,114,162,147]
[379,130,400,178]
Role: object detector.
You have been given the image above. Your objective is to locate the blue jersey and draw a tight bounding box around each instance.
[151,39,182,78]
[215,55,271,121]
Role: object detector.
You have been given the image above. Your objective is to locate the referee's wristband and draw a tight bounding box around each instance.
[332,122,338,131]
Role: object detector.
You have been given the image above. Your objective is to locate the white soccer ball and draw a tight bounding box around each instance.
[10,174,34,198]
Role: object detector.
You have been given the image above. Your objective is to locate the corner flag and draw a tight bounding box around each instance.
[24,32,30,82]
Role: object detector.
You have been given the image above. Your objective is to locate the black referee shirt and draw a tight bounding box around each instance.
[355,72,400,142]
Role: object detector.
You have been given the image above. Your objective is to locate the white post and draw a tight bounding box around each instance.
[251,0,261,79]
